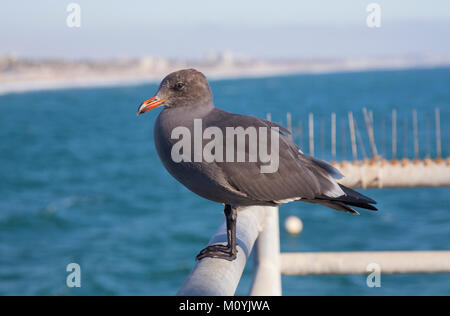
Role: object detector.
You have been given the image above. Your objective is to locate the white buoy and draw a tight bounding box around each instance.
[285,216,303,235]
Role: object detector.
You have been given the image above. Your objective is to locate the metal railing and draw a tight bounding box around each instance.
[177,206,280,296]
[177,204,450,296]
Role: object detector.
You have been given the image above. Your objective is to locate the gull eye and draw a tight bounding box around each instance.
[174,82,185,91]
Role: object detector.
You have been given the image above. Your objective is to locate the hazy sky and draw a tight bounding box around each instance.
[1,1,450,59]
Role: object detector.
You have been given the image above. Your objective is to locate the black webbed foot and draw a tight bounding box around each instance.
[196,244,237,261]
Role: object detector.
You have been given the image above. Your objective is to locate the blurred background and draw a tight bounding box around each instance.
[0,1,449,295]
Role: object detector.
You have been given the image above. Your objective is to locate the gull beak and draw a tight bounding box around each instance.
[137,96,166,116]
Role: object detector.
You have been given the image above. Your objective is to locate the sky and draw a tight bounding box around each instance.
[1,0,450,60]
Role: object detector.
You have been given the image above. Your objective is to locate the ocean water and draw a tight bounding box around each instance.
[0,67,449,296]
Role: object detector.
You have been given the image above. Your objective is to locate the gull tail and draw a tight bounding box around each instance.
[303,184,378,215]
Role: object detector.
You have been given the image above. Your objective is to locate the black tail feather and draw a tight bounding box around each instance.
[339,184,377,205]
[310,184,378,213]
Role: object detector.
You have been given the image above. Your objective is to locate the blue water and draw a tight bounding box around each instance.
[0,67,449,296]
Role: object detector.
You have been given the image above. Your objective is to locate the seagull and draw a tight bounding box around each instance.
[137,69,377,261]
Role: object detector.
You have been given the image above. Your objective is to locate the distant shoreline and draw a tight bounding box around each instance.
[1,56,449,95]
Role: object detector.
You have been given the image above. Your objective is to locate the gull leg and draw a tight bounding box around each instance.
[196,205,237,261]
